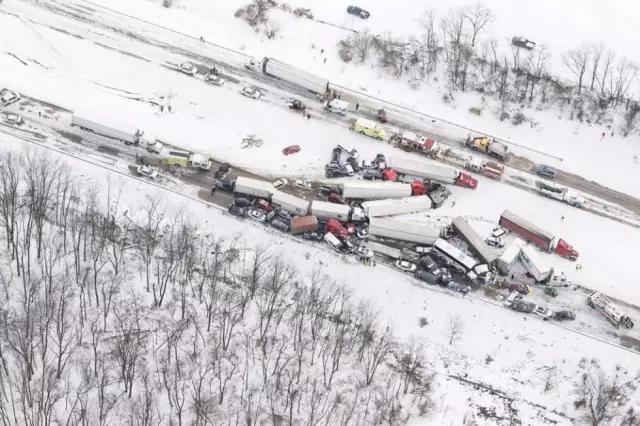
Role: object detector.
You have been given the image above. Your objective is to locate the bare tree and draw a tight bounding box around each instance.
[136,197,165,293]
[564,46,590,94]
[362,326,393,386]
[589,43,605,91]
[464,2,494,47]
[574,360,638,426]
[420,8,440,74]
[445,315,464,345]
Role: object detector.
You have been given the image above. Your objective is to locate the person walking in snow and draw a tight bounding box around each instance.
[561,215,565,221]
[355,103,359,111]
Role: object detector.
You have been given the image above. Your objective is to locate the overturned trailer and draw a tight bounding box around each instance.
[452,217,497,265]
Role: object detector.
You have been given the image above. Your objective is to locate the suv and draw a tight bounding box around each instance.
[271,219,289,232]
[228,205,247,218]
[178,62,198,76]
[346,5,370,18]
[325,162,354,178]
[415,269,439,285]
[536,164,557,179]
[485,236,504,248]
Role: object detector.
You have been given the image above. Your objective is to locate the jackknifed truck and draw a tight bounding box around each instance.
[341,180,425,200]
[311,200,365,222]
[498,210,579,260]
[587,292,634,329]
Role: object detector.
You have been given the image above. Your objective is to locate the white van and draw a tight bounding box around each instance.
[323,232,343,250]
[325,99,349,115]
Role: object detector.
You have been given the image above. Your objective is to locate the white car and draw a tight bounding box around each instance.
[491,227,508,238]
[395,260,417,273]
[1,113,23,125]
[0,89,21,106]
[178,62,198,76]
[534,305,553,320]
[294,179,313,191]
[247,208,266,223]
[136,165,158,180]
[241,85,262,99]
[204,73,224,86]
[272,178,288,189]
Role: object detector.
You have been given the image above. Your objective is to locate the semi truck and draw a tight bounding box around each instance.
[361,196,432,217]
[161,151,211,170]
[310,200,365,222]
[519,245,553,282]
[233,176,273,199]
[536,181,585,208]
[71,113,163,153]
[452,217,497,265]
[271,190,310,216]
[465,135,508,160]
[290,215,318,234]
[464,156,504,180]
[433,238,478,271]
[498,210,579,260]
[587,291,634,329]
[341,180,425,200]
[387,157,478,189]
[352,118,386,140]
[368,218,442,245]
[260,57,329,95]
[496,238,525,274]
[393,131,440,158]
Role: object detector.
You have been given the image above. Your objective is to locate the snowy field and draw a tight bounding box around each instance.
[67,0,640,199]
[2,0,640,422]
[1,132,639,424]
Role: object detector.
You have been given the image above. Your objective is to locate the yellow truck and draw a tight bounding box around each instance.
[352,118,386,140]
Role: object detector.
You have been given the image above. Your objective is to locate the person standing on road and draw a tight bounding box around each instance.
[356,103,359,111]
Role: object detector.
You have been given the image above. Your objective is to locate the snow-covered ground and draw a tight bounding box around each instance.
[2,0,640,422]
[64,0,640,199]
[1,130,638,424]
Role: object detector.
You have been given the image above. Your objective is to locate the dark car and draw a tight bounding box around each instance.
[271,219,289,232]
[234,197,252,207]
[419,255,439,273]
[215,163,231,179]
[302,232,323,241]
[327,192,344,204]
[359,168,382,180]
[536,164,557,179]
[512,36,536,50]
[507,281,529,295]
[287,99,305,110]
[347,5,370,19]
[553,310,576,321]
[228,205,247,218]
[511,300,536,313]
[212,179,234,193]
[415,269,440,285]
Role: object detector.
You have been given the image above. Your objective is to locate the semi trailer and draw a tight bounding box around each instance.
[71,113,163,153]
[361,196,432,218]
[387,157,477,189]
[341,180,425,200]
[368,218,442,245]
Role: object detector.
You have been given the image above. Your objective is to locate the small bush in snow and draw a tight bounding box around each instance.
[418,317,428,327]
[162,0,173,7]
[511,111,526,126]
[338,39,354,63]
[468,106,482,116]
[235,0,274,28]
[293,7,313,19]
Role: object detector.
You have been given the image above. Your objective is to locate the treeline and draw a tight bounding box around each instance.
[0,149,433,424]
[338,4,640,133]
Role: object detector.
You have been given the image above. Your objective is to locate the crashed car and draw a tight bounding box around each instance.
[511,300,536,314]
[214,163,231,179]
[286,99,305,110]
[135,165,158,180]
[0,89,21,106]
[241,85,262,99]
[211,179,234,193]
[294,179,313,191]
[553,310,576,321]
[178,62,198,76]
[228,205,248,218]
[534,305,553,320]
[204,73,224,86]
[447,281,471,295]
[272,178,288,189]
[247,208,267,223]
[395,260,417,273]
[1,112,23,125]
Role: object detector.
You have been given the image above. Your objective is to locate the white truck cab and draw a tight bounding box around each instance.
[325,99,349,114]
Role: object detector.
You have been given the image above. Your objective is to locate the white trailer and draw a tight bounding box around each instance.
[368,218,442,245]
[263,57,329,95]
[233,177,273,199]
[537,182,585,208]
[497,238,525,274]
[587,292,634,329]
[342,181,412,200]
[271,190,310,216]
[433,238,478,271]
[387,156,458,184]
[452,217,497,265]
[519,245,553,283]
[367,241,402,259]
[361,196,432,217]
[311,200,350,221]
[71,112,162,152]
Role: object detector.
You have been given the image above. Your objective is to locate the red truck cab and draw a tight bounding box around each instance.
[410,180,427,196]
[555,239,579,261]
[325,218,349,238]
[381,168,398,181]
[455,172,478,189]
